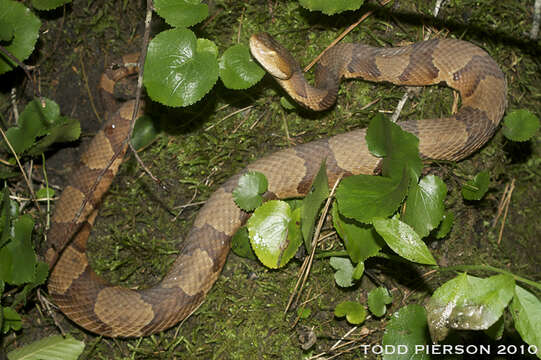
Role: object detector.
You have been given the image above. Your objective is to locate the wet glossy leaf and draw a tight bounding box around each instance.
[334,301,366,325]
[373,218,436,265]
[403,175,447,238]
[233,171,268,211]
[501,109,540,142]
[154,0,208,28]
[382,304,430,360]
[462,170,490,200]
[144,28,218,107]
[219,44,265,90]
[426,273,515,342]
[247,200,301,268]
[0,0,41,75]
[368,286,393,317]
[510,285,541,358]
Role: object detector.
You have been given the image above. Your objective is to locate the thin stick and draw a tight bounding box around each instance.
[0,44,40,99]
[79,50,102,123]
[285,173,343,313]
[303,0,393,72]
[531,0,541,39]
[497,179,515,245]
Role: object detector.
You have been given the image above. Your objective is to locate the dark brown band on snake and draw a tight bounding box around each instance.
[47,34,506,337]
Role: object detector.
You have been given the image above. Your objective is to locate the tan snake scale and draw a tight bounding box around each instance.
[46,34,507,337]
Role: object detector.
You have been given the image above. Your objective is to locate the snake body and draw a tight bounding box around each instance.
[47,34,506,337]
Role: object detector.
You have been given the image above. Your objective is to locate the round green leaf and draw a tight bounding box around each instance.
[219,44,265,90]
[2,306,21,333]
[299,0,365,15]
[154,0,208,28]
[144,28,218,107]
[233,171,268,211]
[334,301,367,325]
[131,115,159,151]
[501,109,540,142]
[31,0,71,10]
[247,200,301,269]
[382,304,430,360]
[329,257,354,287]
[0,0,41,75]
[462,170,490,201]
[373,218,437,265]
[368,286,393,317]
[0,18,14,41]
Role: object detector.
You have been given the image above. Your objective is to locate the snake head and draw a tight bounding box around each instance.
[249,33,299,80]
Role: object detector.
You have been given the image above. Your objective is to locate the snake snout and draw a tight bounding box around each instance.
[249,33,296,80]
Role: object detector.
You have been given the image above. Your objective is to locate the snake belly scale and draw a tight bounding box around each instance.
[46,34,506,337]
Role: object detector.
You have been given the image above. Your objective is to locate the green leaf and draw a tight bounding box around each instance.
[131,115,159,151]
[336,170,409,224]
[0,17,14,41]
[353,261,364,280]
[462,170,490,201]
[382,304,430,360]
[426,273,515,342]
[233,171,268,211]
[510,285,541,358]
[5,98,59,154]
[329,257,355,287]
[403,175,447,238]
[231,226,257,260]
[153,0,208,28]
[366,113,422,181]
[144,28,218,107]
[219,44,265,90]
[247,200,302,269]
[0,0,41,75]
[7,335,85,360]
[436,211,454,239]
[334,301,366,325]
[299,0,365,15]
[373,218,436,265]
[280,97,297,110]
[367,286,393,317]
[0,214,36,285]
[501,109,540,142]
[31,0,71,11]
[13,261,48,307]
[301,161,329,251]
[332,205,383,263]
[297,307,311,320]
[36,187,55,200]
[0,187,14,249]
[27,116,81,156]
[2,306,21,334]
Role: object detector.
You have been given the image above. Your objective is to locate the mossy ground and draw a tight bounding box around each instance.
[1,0,540,359]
